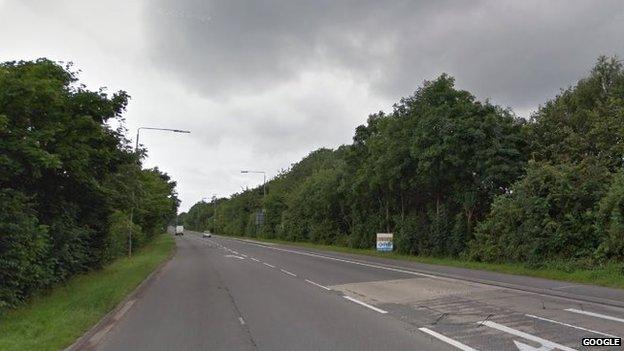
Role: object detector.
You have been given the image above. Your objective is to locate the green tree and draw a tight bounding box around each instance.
[0,59,179,309]
[472,160,611,263]
[595,171,624,260]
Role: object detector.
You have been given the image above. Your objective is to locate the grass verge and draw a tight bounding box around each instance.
[225,234,624,290]
[0,234,175,351]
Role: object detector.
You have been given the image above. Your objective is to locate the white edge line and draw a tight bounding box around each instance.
[88,324,115,345]
[250,257,260,262]
[224,255,245,259]
[565,308,624,324]
[113,299,136,320]
[343,295,387,314]
[525,314,619,338]
[280,269,297,277]
[263,262,275,268]
[227,238,439,279]
[238,317,245,325]
[305,279,331,291]
[418,327,479,351]
[221,237,623,312]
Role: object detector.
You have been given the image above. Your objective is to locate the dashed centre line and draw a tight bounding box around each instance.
[209,237,624,351]
[305,279,331,291]
[226,238,440,279]
[343,296,387,314]
[280,269,297,277]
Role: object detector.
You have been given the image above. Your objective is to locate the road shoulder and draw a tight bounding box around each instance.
[65,239,176,351]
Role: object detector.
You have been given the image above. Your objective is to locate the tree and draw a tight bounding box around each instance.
[474,56,624,265]
[471,160,611,263]
[0,59,179,309]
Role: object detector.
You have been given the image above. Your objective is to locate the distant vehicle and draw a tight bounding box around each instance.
[175,225,184,236]
[203,231,212,238]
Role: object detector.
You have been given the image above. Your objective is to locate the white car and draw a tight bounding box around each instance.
[202,231,212,238]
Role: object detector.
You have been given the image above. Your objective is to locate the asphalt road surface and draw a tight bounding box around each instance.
[93,232,624,351]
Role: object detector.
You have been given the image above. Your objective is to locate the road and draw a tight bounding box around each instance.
[92,232,624,351]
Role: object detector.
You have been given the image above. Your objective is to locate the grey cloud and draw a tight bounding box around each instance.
[8,0,621,211]
[144,0,624,112]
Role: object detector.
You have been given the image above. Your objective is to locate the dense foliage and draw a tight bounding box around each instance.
[183,56,624,271]
[0,59,179,309]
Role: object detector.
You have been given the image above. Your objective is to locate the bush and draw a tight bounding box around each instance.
[0,190,50,309]
[471,160,611,263]
[0,59,179,310]
[595,172,624,260]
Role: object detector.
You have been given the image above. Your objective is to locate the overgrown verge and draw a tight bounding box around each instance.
[0,234,174,351]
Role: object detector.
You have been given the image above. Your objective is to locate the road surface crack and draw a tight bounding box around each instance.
[214,269,259,350]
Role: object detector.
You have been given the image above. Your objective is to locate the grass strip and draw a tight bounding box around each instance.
[0,234,175,351]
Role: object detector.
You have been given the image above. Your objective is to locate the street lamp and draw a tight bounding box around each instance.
[135,127,191,152]
[128,127,191,257]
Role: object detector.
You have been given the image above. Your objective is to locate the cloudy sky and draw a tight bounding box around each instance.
[2,0,623,211]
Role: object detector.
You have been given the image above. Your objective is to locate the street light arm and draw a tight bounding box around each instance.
[138,127,191,133]
[135,127,191,152]
[128,126,190,257]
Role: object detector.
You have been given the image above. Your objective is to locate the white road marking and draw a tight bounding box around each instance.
[525,314,619,338]
[280,269,297,277]
[250,257,260,262]
[240,254,247,258]
[238,317,245,325]
[263,263,275,268]
[512,340,550,351]
[343,296,388,314]
[478,320,576,351]
[418,327,479,351]
[222,237,616,310]
[225,255,245,259]
[305,279,331,291]
[88,324,115,346]
[113,299,136,321]
[565,308,624,324]
[228,239,441,279]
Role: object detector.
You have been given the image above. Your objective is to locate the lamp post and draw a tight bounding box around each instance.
[135,127,191,152]
[128,127,191,257]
